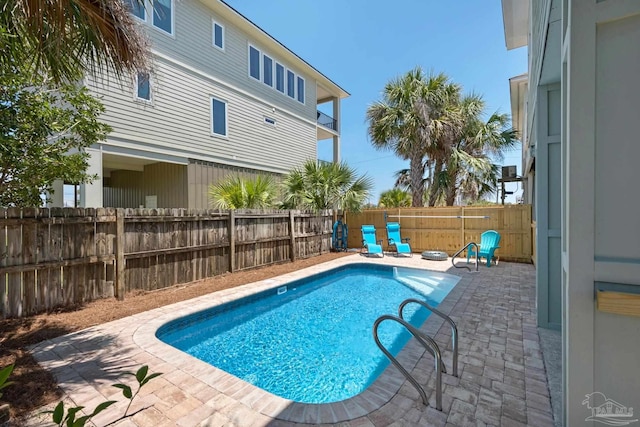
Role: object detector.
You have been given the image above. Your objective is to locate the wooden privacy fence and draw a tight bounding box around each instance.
[0,208,332,318]
[345,205,532,262]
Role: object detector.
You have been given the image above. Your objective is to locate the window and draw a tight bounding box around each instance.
[211,97,227,137]
[297,76,305,104]
[247,45,304,103]
[152,0,173,35]
[286,70,295,98]
[264,117,276,126]
[212,20,224,50]
[125,0,145,20]
[275,63,285,93]
[136,73,151,101]
[263,55,273,87]
[249,46,260,80]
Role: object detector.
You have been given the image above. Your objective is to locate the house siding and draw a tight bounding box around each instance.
[87,55,316,173]
[145,0,317,120]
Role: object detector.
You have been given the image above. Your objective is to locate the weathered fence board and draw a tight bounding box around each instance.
[345,205,533,262]
[0,208,333,317]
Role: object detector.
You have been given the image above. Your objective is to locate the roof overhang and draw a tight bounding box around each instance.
[509,73,528,138]
[501,0,529,50]
[203,0,349,99]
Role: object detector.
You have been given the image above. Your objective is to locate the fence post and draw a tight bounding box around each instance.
[115,208,125,300]
[289,210,296,262]
[460,206,465,252]
[228,210,235,273]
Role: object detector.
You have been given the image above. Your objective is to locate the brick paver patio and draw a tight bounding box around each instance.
[27,254,554,426]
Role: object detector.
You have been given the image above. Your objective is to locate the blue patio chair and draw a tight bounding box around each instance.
[467,230,501,267]
[385,222,412,257]
[361,225,384,257]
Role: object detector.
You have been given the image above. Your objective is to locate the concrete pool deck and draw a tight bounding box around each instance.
[27,254,554,426]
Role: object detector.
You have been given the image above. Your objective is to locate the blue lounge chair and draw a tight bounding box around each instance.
[467,230,501,267]
[361,225,384,257]
[385,222,412,257]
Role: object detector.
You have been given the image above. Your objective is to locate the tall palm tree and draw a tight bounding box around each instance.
[209,175,278,209]
[378,188,411,208]
[440,94,518,205]
[281,160,372,212]
[367,67,455,207]
[1,0,149,82]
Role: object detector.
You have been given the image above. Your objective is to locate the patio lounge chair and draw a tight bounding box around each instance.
[385,222,412,257]
[467,230,501,267]
[361,225,384,257]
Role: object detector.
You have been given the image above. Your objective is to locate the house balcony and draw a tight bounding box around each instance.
[317,110,338,140]
[317,111,337,131]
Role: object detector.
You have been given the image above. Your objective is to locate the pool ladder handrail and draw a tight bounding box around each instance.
[398,298,458,378]
[451,242,479,272]
[372,315,443,410]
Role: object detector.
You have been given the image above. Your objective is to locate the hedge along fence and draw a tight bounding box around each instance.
[344,205,533,262]
[0,208,332,318]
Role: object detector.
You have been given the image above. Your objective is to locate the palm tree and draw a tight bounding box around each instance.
[441,94,518,205]
[1,0,149,82]
[208,175,278,209]
[378,188,411,208]
[281,160,372,212]
[367,67,456,207]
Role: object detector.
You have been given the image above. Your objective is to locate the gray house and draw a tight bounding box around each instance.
[51,0,348,209]
[502,0,640,425]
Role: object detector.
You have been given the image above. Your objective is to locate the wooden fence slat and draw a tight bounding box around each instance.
[6,208,23,317]
[0,208,7,317]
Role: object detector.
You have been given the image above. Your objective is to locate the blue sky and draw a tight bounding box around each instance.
[224,0,528,204]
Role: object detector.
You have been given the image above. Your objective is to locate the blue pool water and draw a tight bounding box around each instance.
[157,264,459,404]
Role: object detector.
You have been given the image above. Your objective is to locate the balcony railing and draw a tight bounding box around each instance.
[317,110,337,131]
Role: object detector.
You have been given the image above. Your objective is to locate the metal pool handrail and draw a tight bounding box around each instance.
[398,299,459,378]
[372,314,443,410]
[452,242,479,271]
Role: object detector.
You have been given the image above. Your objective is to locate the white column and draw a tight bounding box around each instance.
[332,97,341,164]
[79,148,103,208]
[48,180,64,207]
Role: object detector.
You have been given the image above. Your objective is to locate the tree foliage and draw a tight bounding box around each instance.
[367,67,459,207]
[0,0,149,84]
[208,175,278,209]
[0,68,111,207]
[378,188,411,208]
[281,160,372,212]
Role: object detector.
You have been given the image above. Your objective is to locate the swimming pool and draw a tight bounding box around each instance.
[157,264,459,404]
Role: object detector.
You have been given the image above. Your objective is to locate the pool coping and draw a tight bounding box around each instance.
[130,256,471,424]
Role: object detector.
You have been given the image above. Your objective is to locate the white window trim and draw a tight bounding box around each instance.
[296,75,306,105]
[210,96,228,138]
[275,62,285,94]
[128,0,147,22]
[248,44,261,82]
[134,73,153,104]
[151,0,175,37]
[212,19,224,51]
[262,54,274,88]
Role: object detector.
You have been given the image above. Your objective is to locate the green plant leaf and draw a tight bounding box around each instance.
[65,406,84,427]
[140,372,162,386]
[0,364,14,387]
[52,401,65,424]
[113,383,132,399]
[90,400,117,416]
[135,365,148,384]
[71,415,90,427]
